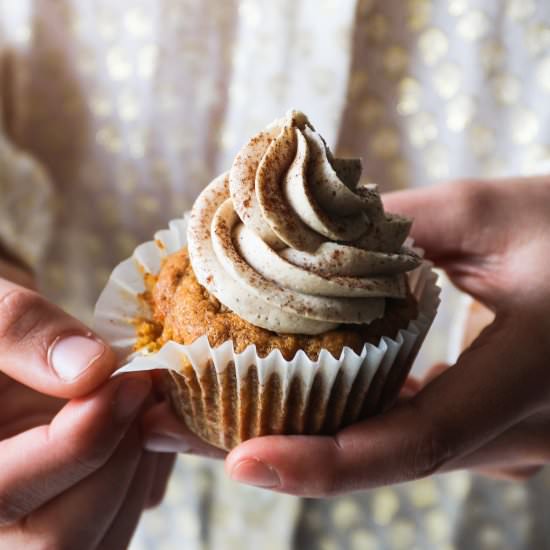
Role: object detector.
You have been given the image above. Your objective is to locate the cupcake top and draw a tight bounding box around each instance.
[187,110,420,335]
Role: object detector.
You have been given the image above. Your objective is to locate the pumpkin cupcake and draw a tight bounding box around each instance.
[95,110,439,450]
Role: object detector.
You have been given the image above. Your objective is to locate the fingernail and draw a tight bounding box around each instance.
[49,334,106,381]
[230,458,280,489]
[144,434,191,453]
[114,377,152,422]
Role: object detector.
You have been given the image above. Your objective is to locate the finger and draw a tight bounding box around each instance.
[384,176,550,261]
[146,453,176,508]
[17,426,146,550]
[0,374,151,525]
[446,412,550,473]
[382,181,478,260]
[420,363,451,388]
[226,316,548,496]
[0,279,117,398]
[382,180,505,262]
[142,401,226,459]
[399,375,421,396]
[100,451,158,549]
[0,373,63,439]
[472,465,542,482]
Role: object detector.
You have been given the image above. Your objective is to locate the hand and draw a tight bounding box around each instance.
[0,262,175,548]
[220,176,550,496]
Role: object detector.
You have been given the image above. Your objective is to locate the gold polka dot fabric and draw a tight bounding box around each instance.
[1,1,550,549]
[338,0,550,194]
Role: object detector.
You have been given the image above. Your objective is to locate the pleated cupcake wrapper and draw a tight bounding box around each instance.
[94,215,440,450]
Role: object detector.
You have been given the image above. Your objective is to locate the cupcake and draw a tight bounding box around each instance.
[95,110,440,451]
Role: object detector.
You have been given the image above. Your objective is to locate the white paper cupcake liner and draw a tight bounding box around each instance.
[94,215,440,450]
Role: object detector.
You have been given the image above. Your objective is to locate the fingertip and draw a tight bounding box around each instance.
[0,284,119,399]
[400,375,421,398]
[225,435,313,478]
[225,436,273,472]
[76,342,120,396]
[146,453,176,508]
[227,456,281,489]
[48,334,119,399]
[226,435,341,495]
[422,362,452,387]
[226,437,273,483]
[225,442,248,475]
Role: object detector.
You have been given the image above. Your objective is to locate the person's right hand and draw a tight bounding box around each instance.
[221,176,550,496]
[0,261,173,549]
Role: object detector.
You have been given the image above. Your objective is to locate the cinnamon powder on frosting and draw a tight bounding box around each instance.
[135,247,418,361]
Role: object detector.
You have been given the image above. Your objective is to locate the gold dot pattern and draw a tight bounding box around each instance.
[446,95,475,132]
[407,0,432,32]
[419,28,449,65]
[526,24,550,56]
[432,62,462,99]
[383,45,409,77]
[448,0,469,17]
[1,1,550,550]
[490,72,521,105]
[457,10,490,41]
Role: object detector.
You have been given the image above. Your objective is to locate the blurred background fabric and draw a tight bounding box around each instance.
[1,0,550,548]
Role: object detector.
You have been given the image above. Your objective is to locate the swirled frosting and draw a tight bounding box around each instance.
[187,111,420,335]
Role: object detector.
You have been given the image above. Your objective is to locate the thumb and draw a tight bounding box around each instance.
[226,314,545,496]
[0,279,117,398]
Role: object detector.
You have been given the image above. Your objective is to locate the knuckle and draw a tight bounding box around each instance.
[309,440,345,497]
[455,178,485,197]
[410,429,451,479]
[0,289,48,348]
[0,494,26,526]
[407,406,454,479]
[458,180,493,219]
[441,180,497,254]
[60,428,138,480]
[61,434,113,477]
[73,446,110,476]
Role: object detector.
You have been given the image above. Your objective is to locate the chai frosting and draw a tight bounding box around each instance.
[187,110,420,335]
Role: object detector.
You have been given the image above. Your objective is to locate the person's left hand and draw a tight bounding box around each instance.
[0,258,176,549]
